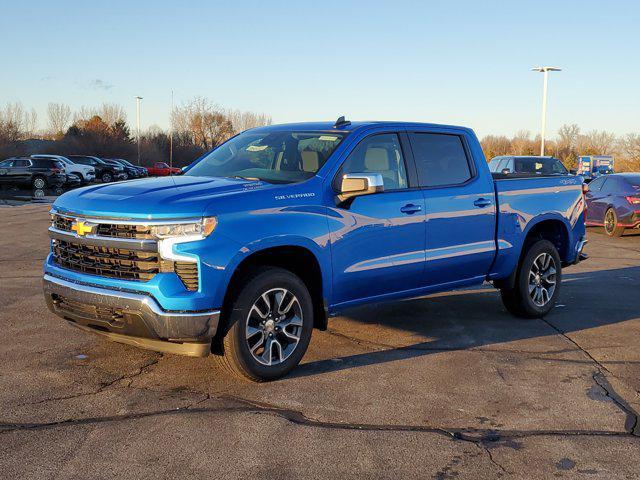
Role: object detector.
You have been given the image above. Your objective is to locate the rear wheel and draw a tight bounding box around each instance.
[32,176,46,189]
[215,267,314,382]
[604,208,625,237]
[101,172,113,183]
[500,239,561,318]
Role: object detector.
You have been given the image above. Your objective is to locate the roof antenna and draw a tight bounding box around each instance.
[333,116,351,128]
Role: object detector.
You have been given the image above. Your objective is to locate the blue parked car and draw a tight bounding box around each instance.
[585,173,640,237]
[43,118,587,381]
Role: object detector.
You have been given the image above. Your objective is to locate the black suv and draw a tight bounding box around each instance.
[67,155,125,182]
[101,158,138,180]
[0,157,67,190]
[106,158,148,178]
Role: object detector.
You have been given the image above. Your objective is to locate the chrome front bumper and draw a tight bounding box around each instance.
[43,274,220,357]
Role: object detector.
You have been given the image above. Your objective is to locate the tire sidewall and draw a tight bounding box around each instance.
[102,173,112,182]
[516,240,562,317]
[228,268,314,380]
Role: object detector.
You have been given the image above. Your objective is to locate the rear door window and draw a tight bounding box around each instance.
[409,133,473,187]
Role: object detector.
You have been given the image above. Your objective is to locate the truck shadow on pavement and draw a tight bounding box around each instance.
[289,265,640,379]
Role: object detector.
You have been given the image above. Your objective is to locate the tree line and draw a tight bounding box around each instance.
[481,124,640,172]
[0,97,272,167]
[1,99,639,171]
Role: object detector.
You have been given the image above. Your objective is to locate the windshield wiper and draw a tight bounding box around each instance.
[226,175,262,182]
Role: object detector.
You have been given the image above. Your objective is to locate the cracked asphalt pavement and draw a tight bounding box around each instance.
[1,204,639,479]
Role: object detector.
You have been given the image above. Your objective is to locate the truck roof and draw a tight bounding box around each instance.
[250,120,472,134]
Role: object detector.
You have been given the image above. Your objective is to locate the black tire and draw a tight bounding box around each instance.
[500,239,562,319]
[32,176,46,190]
[215,267,314,382]
[102,172,113,183]
[122,173,129,180]
[604,208,625,237]
[76,173,86,184]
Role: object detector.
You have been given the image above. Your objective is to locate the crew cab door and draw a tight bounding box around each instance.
[327,132,426,306]
[407,130,496,286]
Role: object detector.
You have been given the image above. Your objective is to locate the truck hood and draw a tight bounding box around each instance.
[53,175,272,219]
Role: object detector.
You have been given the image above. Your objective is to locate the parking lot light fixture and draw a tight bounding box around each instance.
[135,96,143,165]
[532,66,561,156]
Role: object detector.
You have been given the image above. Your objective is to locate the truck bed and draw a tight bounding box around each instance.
[489,174,586,281]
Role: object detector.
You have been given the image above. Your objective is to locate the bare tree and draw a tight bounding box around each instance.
[511,130,535,155]
[98,103,127,126]
[172,97,234,150]
[47,102,71,135]
[577,130,616,155]
[0,102,36,143]
[223,108,272,133]
[617,133,640,171]
[74,103,126,126]
[480,135,511,160]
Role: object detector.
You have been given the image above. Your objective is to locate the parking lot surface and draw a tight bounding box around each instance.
[1,204,638,479]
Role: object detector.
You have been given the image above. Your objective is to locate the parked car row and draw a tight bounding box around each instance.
[0,154,151,193]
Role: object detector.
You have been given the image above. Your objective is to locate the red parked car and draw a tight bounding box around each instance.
[147,162,182,176]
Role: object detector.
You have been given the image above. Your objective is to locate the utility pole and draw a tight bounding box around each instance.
[135,96,143,165]
[531,67,561,156]
[169,90,174,168]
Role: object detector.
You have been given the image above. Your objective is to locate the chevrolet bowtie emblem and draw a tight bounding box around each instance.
[71,220,95,236]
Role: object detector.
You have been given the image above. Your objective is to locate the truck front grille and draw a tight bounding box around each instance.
[52,213,154,239]
[52,239,160,281]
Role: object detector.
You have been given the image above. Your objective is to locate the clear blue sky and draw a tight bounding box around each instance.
[1,0,638,138]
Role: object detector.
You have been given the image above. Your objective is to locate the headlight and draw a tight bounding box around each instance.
[152,217,217,239]
[154,217,217,263]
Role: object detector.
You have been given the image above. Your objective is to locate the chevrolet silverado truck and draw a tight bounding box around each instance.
[43,119,588,381]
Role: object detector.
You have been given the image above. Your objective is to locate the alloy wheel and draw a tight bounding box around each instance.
[605,209,616,235]
[528,253,556,307]
[245,288,303,366]
[33,178,45,189]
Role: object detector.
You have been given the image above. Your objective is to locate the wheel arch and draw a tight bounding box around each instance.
[212,243,328,354]
[495,215,571,290]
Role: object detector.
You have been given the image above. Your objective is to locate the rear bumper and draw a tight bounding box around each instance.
[43,274,220,357]
[573,235,588,264]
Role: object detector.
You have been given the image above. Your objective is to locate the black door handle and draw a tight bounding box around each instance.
[400,203,422,214]
[474,198,492,208]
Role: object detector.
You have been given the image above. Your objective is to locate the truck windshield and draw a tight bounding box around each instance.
[185,130,347,183]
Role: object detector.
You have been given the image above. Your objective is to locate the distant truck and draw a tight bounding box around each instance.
[147,162,182,176]
[576,155,614,179]
[43,119,588,381]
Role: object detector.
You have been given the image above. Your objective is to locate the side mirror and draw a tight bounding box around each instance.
[337,173,384,203]
[501,168,511,175]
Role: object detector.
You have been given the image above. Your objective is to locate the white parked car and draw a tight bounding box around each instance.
[31,155,95,184]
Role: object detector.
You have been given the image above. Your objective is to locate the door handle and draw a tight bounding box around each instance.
[473,198,492,208]
[400,203,422,214]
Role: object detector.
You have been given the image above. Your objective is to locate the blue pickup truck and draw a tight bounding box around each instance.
[43,119,588,381]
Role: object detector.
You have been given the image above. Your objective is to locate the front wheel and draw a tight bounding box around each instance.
[604,208,625,237]
[101,172,113,183]
[500,239,561,318]
[215,267,314,382]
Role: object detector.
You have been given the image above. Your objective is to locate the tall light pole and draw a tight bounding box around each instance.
[169,90,174,168]
[135,96,143,165]
[532,67,561,156]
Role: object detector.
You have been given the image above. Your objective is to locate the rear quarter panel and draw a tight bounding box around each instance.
[490,176,585,280]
